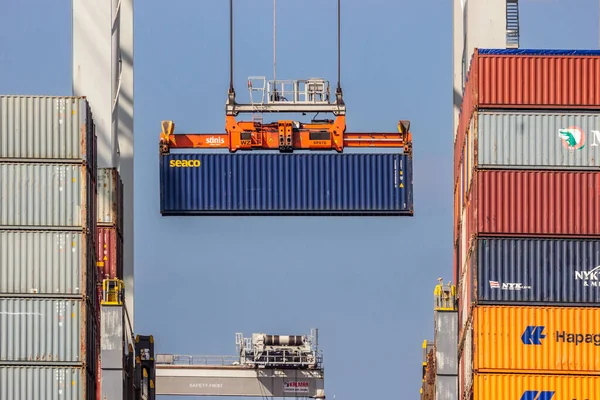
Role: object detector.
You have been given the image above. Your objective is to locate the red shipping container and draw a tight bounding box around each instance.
[97,227,124,280]
[474,170,600,237]
[454,49,600,179]
[456,169,600,239]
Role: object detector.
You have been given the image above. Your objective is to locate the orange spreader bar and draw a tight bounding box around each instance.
[159,118,412,154]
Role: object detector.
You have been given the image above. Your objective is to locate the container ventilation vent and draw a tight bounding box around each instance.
[506,0,519,48]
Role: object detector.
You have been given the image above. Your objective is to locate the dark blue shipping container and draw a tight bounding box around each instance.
[475,238,600,306]
[159,153,413,216]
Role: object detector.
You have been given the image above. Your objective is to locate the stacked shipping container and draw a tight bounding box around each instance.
[95,167,124,399]
[454,49,600,400]
[0,95,99,399]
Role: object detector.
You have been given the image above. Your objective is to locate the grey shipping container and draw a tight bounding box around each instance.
[435,375,457,400]
[0,230,96,296]
[97,168,123,232]
[0,95,97,168]
[0,366,94,400]
[471,110,600,169]
[473,237,600,306]
[434,311,458,375]
[0,163,96,229]
[0,298,95,364]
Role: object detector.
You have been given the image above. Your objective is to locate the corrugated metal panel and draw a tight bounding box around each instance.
[435,312,458,375]
[473,306,600,374]
[477,111,600,169]
[0,163,94,228]
[435,375,457,400]
[460,321,473,399]
[160,153,414,215]
[97,168,123,230]
[459,266,470,338]
[476,238,600,306]
[0,366,88,400]
[0,96,96,165]
[0,298,89,363]
[97,227,123,280]
[476,170,600,236]
[0,230,94,295]
[475,51,600,108]
[472,373,600,400]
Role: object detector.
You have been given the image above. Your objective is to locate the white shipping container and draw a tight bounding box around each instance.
[0,95,96,166]
[476,110,600,169]
[0,163,95,229]
[0,366,89,400]
[0,230,95,296]
[97,168,123,230]
[0,298,94,363]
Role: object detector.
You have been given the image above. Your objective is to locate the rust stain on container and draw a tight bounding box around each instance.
[472,170,600,236]
[472,306,600,374]
[471,372,600,400]
[96,227,123,280]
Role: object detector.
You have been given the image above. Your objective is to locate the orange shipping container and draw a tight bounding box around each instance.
[469,306,600,374]
[470,373,600,400]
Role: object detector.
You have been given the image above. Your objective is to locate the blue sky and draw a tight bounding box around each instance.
[1,1,598,399]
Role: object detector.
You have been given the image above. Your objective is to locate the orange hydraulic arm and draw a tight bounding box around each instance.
[159,117,412,155]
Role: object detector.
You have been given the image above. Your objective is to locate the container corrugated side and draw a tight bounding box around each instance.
[454,48,600,179]
[473,306,600,374]
[0,96,96,166]
[434,375,457,400]
[160,153,414,215]
[97,168,123,231]
[0,298,92,363]
[0,366,92,400]
[435,312,458,375]
[475,237,600,306]
[472,373,600,400]
[476,111,600,169]
[474,49,600,109]
[459,320,473,400]
[475,170,600,236]
[0,163,94,229]
[0,230,95,296]
[458,260,473,341]
[97,227,123,280]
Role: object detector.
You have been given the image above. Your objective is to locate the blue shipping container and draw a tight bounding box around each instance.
[159,153,413,215]
[476,238,600,306]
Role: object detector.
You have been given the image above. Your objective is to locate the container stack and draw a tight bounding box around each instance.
[454,49,600,399]
[0,95,99,399]
[95,166,124,398]
[97,168,124,282]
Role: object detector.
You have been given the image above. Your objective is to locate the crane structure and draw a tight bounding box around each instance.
[154,330,325,398]
[159,0,413,155]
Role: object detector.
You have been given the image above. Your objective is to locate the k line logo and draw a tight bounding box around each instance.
[521,326,546,345]
[520,391,555,400]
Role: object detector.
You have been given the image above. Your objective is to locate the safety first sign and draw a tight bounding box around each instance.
[283,381,309,394]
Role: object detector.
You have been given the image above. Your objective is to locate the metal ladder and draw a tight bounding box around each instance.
[506,0,519,48]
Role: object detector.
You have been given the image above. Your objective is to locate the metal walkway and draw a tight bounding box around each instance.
[155,355,325,397]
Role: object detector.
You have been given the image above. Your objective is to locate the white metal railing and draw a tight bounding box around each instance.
[155,354,240,365]
[247,76,331,106]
